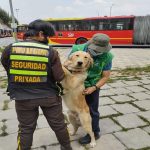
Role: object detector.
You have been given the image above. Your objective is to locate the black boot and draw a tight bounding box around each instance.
[94,132,100,140]
[79,134,91,145]
[79,133,100,145]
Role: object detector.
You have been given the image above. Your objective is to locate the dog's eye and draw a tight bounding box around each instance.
[84,56,88,59]
[76,55,79,57]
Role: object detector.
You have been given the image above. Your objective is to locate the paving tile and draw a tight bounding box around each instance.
[47,141,86,150]
[125,85,148,92]
[111,94,135,103]
[71,141,86,150]
[100,97,115,106]
[110,87,132,95]
[0,92,9,101]
[46,145,63,150]
[32,128,57,148]
[101,84,111,90]
[114,114,147,129]
[99,106,118,117]
[142,84,150,90]
[0,121,3,135]
[37,116,49,129]
[0,109,17,121]
[114,128,150,149]
[8,100,15,109]
[0,133,17,150]
[143,126,150,134]
[100,89,115,97]
[133,100,150,110]
[137,110,150,122]
[100,118,122,135]
[108,81,127,88]
[111,103,140,114]
[122,81,142,86]
[129,92,150,100]
[0,88,7,93]
[87,134,126,150]
[0,101,3,110]
[6,119,19,134]
[140,79,150,84]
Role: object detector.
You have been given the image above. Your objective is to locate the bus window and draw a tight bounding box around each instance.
[82,20,91,31]
[74,20,83,31]
[90,20,98,30]
[109,18,133,30]
[97,19,109,30]
[50,22,59,31]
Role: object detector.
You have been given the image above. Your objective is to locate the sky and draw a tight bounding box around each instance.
[0,0,150,24]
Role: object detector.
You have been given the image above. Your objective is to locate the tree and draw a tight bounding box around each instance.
[0,7,18,27]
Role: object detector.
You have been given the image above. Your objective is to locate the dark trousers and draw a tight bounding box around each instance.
[15,97,72,150]
[85,89,100,133]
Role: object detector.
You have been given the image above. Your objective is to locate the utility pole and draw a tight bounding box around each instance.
[9,0,18,42]
[15,8,19,24]
[110,3,114,17]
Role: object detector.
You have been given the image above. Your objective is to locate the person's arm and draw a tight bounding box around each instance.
[50,49,65,82]
[1,44,11,72]
[95,61,112,89]
[83,70,111,95]
[95,70,111,89]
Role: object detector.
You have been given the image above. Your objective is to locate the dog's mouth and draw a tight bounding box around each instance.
[66,65,85,73]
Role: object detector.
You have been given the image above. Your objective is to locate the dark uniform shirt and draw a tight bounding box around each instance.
[1,41,64,100]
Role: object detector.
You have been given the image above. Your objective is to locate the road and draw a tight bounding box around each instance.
[0,37,15,47]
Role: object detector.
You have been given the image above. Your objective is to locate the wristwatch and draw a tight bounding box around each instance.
[93,84,99,90]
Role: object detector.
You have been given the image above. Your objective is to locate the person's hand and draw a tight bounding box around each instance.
[83,86,96,95]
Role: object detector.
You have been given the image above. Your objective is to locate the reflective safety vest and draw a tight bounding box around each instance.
[9,42,50,84]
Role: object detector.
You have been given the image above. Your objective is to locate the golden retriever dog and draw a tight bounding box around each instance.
[61,51,96,147]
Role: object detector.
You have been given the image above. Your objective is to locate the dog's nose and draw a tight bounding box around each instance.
[77,61,83,66]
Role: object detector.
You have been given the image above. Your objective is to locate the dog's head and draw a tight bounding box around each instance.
[64,51,93,72]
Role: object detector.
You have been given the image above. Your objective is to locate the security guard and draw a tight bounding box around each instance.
[1,20,72,150]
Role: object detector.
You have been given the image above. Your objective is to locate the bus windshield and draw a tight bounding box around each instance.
[17,25,28,39]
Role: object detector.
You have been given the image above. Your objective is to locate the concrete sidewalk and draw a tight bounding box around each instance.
[0,48,150,150]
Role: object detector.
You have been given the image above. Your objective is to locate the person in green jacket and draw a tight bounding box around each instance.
[69,33,114,145]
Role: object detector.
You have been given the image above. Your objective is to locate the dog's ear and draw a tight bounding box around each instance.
[85,56,93,69]
[87,55,93,68]
[90,57,93,67]
[68,53,74,60]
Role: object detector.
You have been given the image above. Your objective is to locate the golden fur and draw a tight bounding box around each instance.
[61,51,96,147]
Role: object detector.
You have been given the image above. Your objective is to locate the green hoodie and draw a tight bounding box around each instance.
[71,44,114,88]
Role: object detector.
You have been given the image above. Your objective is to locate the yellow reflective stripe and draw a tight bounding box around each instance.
[10,55,48,62]
[10,69,47,75]
[17,130,21,150]
[12,42,49,49]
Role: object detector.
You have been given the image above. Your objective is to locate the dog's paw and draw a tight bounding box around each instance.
[90,141,96,148]
[69,131,76,136]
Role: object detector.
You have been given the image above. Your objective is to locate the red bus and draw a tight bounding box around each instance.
[16,16,150,45]
[17,24,28,40]
[46,16,134,45]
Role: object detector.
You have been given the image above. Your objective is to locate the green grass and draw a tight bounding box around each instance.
[110,66,150,82]
[0,47,4,53]
[0,123,8,137]
[2,100,9,111]
[0,78,7,89]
